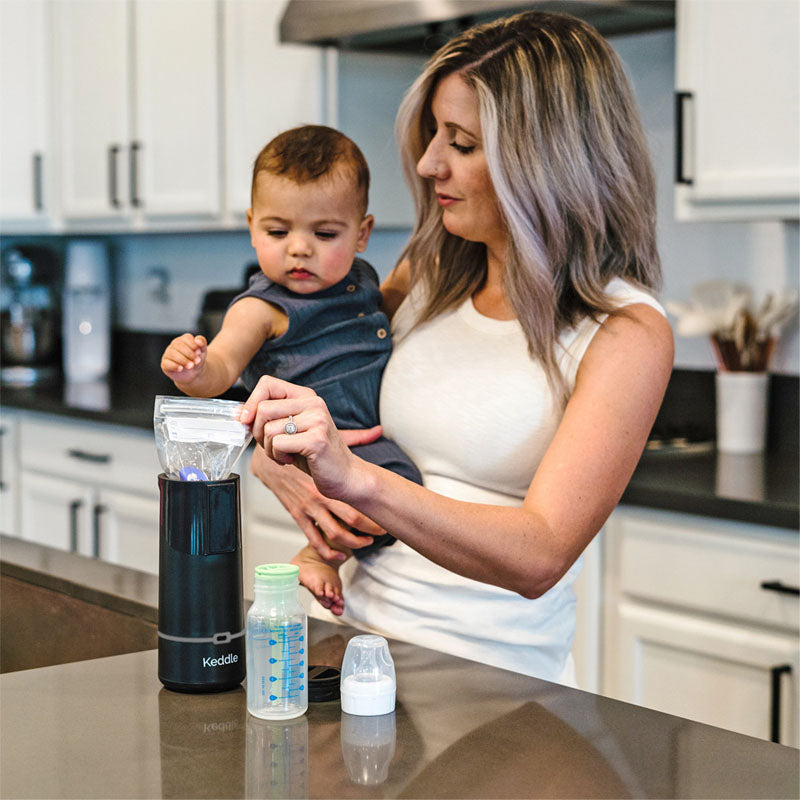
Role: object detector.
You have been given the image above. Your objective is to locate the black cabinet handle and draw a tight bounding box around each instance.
[761,580,800,597]
[770,664,792,743]
[69,499,83,552]
[108,144,121,208]
[67,449,111,465]
[129,141,141,207]
[675,91,694,185]
[32,152,43,211]
[92,504,107,559]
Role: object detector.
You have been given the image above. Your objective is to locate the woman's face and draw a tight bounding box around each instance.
[416,72,506,256]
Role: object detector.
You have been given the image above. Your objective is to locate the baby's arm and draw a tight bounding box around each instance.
[160,297,278,398]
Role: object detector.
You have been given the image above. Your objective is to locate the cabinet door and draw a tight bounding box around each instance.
[134,0,221,217]
[96,487,160,575]
[54,0,132,219]
[223,0,325,220]
[610,602,799,747]
[19,471,94,556]
[0,412,20,537]
[0,0,51,223]
[675,0,800,220]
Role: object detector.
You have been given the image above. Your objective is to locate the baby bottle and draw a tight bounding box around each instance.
[246,564,308,720]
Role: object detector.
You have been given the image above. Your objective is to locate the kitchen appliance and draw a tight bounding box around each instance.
[0,245,61,386]
[279,0,676,53]
[62,240,111,382]
[158,473,246,693]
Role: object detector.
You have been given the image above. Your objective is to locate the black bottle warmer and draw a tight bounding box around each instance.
[158,473,245,692]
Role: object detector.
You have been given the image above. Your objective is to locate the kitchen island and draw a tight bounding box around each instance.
[1,537,798,799]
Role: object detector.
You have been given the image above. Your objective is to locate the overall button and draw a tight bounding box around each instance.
[346,284,356,292]
[376,328,388,339]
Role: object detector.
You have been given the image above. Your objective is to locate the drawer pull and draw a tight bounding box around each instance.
[760,580,800,597]
[93,504,107,559]
[69,500,83,552]
[67,449,111,465]
[108,144,121,209]
[770,664,792,744]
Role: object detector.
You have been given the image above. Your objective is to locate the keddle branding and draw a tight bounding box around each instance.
[203,653,239,668]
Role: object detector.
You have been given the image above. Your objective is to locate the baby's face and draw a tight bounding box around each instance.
[247,168,373,294]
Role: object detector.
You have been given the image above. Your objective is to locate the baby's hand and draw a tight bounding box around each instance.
[161,334,207,381]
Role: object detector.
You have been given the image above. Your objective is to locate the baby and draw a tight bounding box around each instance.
[161,125,421,614]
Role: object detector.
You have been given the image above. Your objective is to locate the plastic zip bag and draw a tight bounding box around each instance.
[154,396,253,481]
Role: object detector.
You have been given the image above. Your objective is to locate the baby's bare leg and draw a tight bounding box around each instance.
[291,544,347,616]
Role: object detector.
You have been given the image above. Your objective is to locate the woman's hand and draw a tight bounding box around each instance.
[241,375,386,558]
[249,447,385,560]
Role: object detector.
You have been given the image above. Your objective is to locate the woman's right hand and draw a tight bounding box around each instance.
[249,444,386,562]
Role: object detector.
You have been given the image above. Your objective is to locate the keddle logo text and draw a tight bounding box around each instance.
[203,653,239,668]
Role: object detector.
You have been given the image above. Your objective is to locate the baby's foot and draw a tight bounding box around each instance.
[291,545,345,616]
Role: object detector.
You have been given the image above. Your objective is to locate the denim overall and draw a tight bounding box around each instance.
[231,258,421,556]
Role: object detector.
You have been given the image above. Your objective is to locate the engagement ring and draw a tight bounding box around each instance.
[284,415,298,435]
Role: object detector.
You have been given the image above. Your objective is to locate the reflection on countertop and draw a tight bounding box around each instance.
[625,444,798,529]
[0,536,798,800]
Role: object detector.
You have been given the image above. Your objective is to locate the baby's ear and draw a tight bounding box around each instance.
[356,214,375,251]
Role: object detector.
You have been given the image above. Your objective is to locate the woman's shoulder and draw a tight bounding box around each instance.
[558,279,671,387]
[603,277,666,317]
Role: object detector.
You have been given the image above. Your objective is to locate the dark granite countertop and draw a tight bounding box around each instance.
[2,336,798,530]
[1,536,797,800]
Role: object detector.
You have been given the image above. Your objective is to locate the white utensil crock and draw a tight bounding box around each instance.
[715,371,769,454]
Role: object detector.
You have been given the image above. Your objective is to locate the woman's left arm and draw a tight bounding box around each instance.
[242,304,673,598]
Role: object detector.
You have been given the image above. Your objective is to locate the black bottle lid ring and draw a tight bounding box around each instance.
[308,665,341,702]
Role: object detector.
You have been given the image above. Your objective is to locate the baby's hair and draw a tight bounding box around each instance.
[251,125,370,216]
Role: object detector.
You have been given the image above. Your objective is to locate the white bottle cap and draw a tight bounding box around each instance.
[340,635,396,716]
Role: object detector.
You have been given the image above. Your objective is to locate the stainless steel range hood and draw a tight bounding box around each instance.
[280,0,675,53]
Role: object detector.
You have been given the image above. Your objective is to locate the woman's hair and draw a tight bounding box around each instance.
[395,11,661,402]
[252,125,370,216]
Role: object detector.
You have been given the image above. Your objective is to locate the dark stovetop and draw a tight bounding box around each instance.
[2,334,798,531]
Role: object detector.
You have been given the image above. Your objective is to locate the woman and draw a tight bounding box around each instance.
[240,10,673,685]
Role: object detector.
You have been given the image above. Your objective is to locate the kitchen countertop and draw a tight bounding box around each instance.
[1,536,798,800]
[2,337,798,530]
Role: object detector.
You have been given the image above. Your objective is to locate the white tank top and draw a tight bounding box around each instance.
[330,278,665,684]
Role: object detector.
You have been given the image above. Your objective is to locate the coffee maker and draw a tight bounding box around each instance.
[0,245,61,386]
[62,240,111,382]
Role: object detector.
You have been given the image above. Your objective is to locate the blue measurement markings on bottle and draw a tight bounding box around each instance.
[263,620,305,702]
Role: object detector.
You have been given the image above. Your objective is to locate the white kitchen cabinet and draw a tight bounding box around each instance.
[19,471,94,554]
[133,0,221,218]
[94,486,160,573]
[603,506,799,746]
[18,413,161,574]
[675,0,800,221]
[614,601,798,745]
[223,0,327,221]
[53,0,221,224]
[0,0,52,225]
[0,409,21,537]
[53,0,131,221]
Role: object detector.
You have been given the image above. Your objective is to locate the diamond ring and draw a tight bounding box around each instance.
[283,415,298,435]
